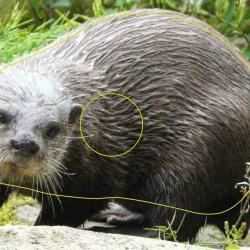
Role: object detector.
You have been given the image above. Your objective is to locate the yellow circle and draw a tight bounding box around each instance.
[79,92,144,158]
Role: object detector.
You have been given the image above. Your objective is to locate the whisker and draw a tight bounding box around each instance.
[46,161,63,192]
[48,147,68,154]
[42,174,55,218]
[38,171,44,211]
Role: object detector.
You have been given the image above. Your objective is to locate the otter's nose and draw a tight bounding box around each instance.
[10,139,39,157]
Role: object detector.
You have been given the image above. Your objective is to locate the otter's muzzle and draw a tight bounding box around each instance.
[10,139,40,157]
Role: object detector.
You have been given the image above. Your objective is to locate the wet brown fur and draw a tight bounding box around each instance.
[0,9,249,241]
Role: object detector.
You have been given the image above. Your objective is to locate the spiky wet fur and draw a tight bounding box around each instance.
[0,9,250,241]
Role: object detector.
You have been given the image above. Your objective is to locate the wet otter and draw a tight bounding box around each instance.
[0,9,249,241]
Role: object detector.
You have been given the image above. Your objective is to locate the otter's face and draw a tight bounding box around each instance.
[0,66,82,186]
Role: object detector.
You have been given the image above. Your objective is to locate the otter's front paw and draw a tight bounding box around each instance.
[93,202,144,227]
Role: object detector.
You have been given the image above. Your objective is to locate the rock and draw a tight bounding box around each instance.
[16,204,40,225]
[8,201,250,248]
[0,225,220,250]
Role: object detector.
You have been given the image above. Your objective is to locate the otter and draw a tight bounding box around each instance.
[0,9,249,241]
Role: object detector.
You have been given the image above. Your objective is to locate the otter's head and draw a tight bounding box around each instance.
[0,65,82,187]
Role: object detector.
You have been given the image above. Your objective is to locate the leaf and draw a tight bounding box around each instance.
[223,0,236,22]
[225,243,241,250]
[116,0,126,6]
[215,0,227,19]
[215,0,236,22]
[43,0,53,6]
[30,0,43,19]
[51,0,71,8]
[235,0,247,27]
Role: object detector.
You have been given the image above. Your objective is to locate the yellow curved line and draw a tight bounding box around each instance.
[0,181,248,216]
[0,10,249,218]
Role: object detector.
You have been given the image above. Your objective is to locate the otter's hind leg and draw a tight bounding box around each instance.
[117,170,208,242]
[92,193,206,241]
[91,208,205,242]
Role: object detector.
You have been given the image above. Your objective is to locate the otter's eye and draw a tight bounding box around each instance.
[45,122,61,139]
[0,112,9,124]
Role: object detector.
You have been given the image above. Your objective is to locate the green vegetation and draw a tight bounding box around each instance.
[0,193,36,226]
[93,0,250,58]
[0,3,80,63]
[0,0,249,60]
[145,212,187,241]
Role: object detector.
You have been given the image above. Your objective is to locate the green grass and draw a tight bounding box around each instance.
[91,0,250,59]
[0,3,80,64]
[1,1,249,63]
[0,193,36,226]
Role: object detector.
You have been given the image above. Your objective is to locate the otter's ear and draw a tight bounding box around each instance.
[69,104,82,124]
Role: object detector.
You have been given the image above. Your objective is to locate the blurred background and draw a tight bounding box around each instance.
[0,0,249,63]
